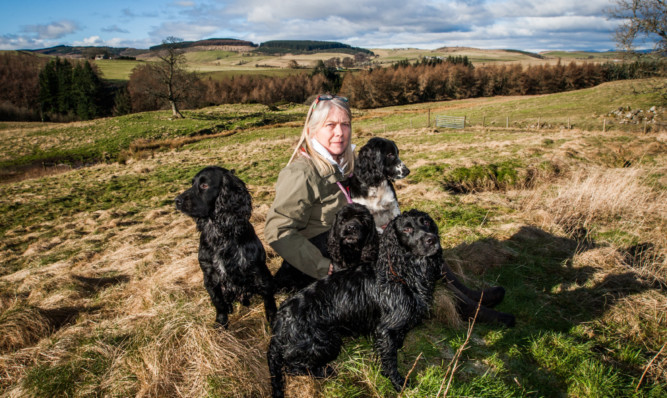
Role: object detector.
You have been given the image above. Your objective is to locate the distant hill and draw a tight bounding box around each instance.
[148,38,257,52]
[257,40,374,55]
[27,45,147,58]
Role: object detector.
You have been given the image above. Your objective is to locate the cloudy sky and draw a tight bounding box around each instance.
[0,0,623,52]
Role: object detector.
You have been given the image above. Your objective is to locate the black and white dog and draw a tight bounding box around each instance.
[268,210,455,397]
[349,137,410,233]
[175,166,276,328]
[350,137,511,323]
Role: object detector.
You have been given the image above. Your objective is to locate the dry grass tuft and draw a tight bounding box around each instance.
[530,167,665,237]
[432,286,463,329]
[0,305,51,354]
[130,313,271,397]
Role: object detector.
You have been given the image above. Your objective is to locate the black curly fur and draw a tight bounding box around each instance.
[327,203,379,272]
[268,210,447,397]
[349,137,410,232]
[174,166,276,328]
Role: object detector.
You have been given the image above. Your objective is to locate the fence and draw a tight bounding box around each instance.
[354,112,664,135]
[435,115,466,129]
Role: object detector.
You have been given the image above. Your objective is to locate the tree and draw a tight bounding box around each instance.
[149,36,200,118]
[607,0,667,55]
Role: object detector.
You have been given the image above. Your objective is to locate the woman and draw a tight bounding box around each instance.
[264,95,354,290]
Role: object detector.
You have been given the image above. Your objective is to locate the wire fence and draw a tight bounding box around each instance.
[355,113,665,135]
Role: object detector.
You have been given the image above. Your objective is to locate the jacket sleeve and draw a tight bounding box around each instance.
[264,165,331,279]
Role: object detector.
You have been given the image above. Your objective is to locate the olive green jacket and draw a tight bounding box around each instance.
[264,155,349,279]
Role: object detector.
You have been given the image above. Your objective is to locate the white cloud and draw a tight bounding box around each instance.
[21,20,80,39]
[73,35,104,46]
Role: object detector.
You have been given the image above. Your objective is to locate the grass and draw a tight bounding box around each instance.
[0,78,665,397]
[93,59,145,81]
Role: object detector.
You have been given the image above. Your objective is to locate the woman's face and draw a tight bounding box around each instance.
[311,106,351,160]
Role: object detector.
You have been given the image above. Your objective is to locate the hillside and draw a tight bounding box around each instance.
[13,42,632,82]
[0,79,665,396]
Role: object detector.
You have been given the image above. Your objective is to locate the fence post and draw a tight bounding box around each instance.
[464,115,466,129]
[482,116,485,128]
[537,117,540,130]
[603,119,606,132]
[428,109,431,127]
[568,117,571,129]
[506,116,509,128]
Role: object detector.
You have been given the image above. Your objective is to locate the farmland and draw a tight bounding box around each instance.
[0,78,665,397]
[91,46,628,82]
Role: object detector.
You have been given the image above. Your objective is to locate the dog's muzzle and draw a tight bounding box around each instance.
[395,162,410,179]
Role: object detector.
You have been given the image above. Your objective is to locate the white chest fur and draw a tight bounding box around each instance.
[352,180,400,232]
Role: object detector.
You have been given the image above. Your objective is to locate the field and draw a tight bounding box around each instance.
[0,79,665,397]
[92,47,627,82]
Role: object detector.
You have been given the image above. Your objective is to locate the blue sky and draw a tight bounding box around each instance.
[0,0,623,52]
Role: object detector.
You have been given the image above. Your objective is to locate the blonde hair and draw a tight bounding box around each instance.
[288,96,354,176]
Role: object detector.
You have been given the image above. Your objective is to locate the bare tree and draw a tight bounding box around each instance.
[607,0,666,55]
[150,36,198,118]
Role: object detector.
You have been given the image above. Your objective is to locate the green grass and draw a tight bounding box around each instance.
[93,59,145,80]
[0,104,306,172]
[1,78,665,397]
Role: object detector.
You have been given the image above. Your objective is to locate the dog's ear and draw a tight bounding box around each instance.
[379,215,401,257]
[327,217,343,269]
[360,213,379,264]
[214,171,252,221]
[357,144,383,185]
[361,224,380,263]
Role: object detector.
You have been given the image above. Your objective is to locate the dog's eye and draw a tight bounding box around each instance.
[200,183,209,190]
[387,153,395,159]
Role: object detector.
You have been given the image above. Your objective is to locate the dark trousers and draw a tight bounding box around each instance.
[273,231,329,292]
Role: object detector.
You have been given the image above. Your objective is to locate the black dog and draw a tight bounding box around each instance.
[327,203,379,272]
[268,210,451,397]
[349,137,410,233]
[273,203,379,291]
[174,166,276,328]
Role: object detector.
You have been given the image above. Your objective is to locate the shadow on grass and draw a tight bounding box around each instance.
[441,225,659,396]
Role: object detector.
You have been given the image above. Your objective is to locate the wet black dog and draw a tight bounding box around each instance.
[268,210,449,397]
[349,137,410,233]
[175,166,276,328]
[272,203,379,291]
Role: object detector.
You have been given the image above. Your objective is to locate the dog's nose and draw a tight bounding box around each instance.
[174,196,183,208]
[345,224,359,233]
[401,165,410,176]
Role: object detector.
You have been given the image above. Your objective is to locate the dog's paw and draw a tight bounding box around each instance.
[390,375,408,392]
[498,312,516,328]
[214,314,229,329]
[311,364,337,379]
[481,286,506,308]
